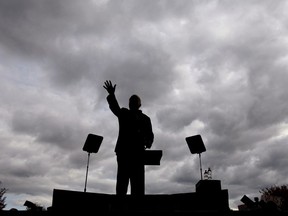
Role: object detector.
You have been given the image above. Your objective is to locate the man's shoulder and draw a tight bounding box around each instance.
[121,107,129,111]
[119,107,129,114]
[139,111,151,120]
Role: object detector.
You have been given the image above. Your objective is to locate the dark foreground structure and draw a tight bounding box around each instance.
[50,180,229,213]
[2,182,287,215]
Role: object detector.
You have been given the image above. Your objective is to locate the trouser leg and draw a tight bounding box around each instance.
[130,162,145,196]
[116,156,129,195]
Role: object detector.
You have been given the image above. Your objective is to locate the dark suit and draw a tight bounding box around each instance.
[107,94,154,195]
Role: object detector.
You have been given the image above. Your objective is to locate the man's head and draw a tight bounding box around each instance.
[129,94,141,111]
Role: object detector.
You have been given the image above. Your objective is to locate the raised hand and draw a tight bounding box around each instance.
[103,80,116,94]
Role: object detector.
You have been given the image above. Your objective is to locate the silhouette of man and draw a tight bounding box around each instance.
[103,80,154,196]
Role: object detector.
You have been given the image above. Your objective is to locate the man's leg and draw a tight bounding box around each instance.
[130,162,145,196]
[116,156,129,195]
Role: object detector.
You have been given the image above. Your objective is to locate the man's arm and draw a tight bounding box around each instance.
[103,80,121,116]
[144,117,154,149]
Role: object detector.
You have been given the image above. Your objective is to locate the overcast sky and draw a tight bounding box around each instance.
[1,0,288,211]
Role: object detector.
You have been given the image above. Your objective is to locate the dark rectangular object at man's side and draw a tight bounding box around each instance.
[144,150,162,165]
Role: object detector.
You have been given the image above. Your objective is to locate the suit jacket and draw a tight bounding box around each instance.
[107,94,154,156]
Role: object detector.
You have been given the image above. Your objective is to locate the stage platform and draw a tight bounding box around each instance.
[50,181,230,213]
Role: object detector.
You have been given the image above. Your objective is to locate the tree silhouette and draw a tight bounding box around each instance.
[24,200,46,211]
[260,184,288,211]
[0,181,7,210]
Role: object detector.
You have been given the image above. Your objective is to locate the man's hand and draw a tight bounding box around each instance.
[103,80,116,95]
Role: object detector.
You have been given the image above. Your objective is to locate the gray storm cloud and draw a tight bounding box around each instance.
[1,0,288,211]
